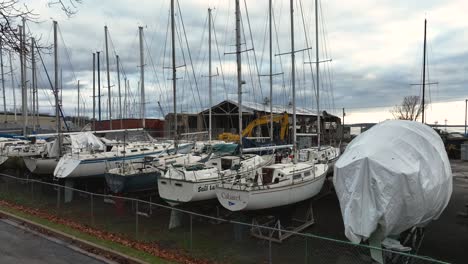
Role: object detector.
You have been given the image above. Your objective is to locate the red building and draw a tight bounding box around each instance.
[94,119,165,138]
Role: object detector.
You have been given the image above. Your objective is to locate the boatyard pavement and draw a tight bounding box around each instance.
[0,220,108,264]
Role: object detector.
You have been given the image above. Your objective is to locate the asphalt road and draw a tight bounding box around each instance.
[0,220,106,264]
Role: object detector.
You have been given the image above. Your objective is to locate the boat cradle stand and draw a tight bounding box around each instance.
[250,202,315,243]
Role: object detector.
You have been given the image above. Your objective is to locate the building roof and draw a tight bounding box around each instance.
[200,99,324,117]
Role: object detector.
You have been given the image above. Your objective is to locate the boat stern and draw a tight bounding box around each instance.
[215,186,249,211]
[54,155,81,178]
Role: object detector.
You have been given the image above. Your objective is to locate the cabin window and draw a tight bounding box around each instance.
[304,171,311,177]
[160,181,167,185]
[131,149,137,153]
[221,159,233,170]
[120,151,126,154]
[175,183,183,187]
[141,148,149,151]
[293,174,302,180]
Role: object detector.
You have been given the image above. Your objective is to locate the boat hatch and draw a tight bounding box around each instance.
[262,167,275,184]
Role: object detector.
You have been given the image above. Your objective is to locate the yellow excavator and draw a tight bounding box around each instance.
[218,113,289,142]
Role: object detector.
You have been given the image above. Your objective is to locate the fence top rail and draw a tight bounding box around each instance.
[0,172,449,264]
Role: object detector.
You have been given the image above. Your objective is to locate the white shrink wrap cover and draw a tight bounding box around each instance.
[333,120,452,243]
[70,132,105,152]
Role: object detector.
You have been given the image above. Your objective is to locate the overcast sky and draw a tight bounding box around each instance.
[5,0,467,125]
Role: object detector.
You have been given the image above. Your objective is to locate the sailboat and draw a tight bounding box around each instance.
[215,0,328,211]
[296,0,340,173]
[157,3,273,206]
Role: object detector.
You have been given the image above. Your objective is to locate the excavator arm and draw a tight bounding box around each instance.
[218,113,289,142]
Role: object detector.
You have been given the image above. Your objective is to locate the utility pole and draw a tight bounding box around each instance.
[465,99,467,136]
[235,0,243,152]
[139,26,145,128]
[422,19,427,124]
[92,53,96,130]
[171,0,177,144]
[1,38,6,123]
[208,8,212,142]
[342,108,345,141]
[104,26,112,130]
[116,55,122,129]
[9,51,16,121]
[54,21,61,155]
[315,0,321,149]
[97,51,101,123]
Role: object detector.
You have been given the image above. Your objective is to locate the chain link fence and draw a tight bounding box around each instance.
[0,172,448,264]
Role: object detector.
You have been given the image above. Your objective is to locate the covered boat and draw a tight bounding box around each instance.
[333,120,452,244]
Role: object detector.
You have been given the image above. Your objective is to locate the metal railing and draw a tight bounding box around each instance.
[0,172,448,264]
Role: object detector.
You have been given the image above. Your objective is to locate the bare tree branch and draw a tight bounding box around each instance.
[391,95,425,121]
[0,0,82,57]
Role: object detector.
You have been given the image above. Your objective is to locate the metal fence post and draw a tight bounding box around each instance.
[30,180,34,201]
[56,184,61,211]
[269,239,272,264]
[90,193,95,227]
[135,200,139,240]
[190,213,193,251]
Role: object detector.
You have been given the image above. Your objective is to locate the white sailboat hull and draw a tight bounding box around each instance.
[157,178,219,206]
[54,155,130,178]
[24,157,58,175]
[216,164,328,211]
[158,154,272,206]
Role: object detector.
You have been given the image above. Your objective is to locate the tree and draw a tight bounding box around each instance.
[391,95,424,121]
[0,0,81,53]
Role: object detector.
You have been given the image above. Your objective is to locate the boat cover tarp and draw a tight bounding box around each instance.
[333,120,452,243]
[70,132,105,152]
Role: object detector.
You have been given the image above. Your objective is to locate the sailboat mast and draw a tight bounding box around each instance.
[105,26,112,130]
[97,51,101,123]
[54,21,61,155]
[31,38,39,131]
[208,8,213,143]
[9,51,16,121]
[1,39,6,123]
[92,53,96,130]
[235,0,243,151]
[422,19,427,124]
[171,0,177,145]
[77,80,80,128]
[139,26,145,128]
[269,0,273,141]
[19,23,26,135]
[117,55,122,129]
[32,38,38,129]
[315,0,321,149]
[290,0,297,163]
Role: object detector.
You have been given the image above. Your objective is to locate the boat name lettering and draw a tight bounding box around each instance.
[198,184,216,192]
[221,192,241,201]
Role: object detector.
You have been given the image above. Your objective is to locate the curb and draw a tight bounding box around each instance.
[0,209,148,264]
